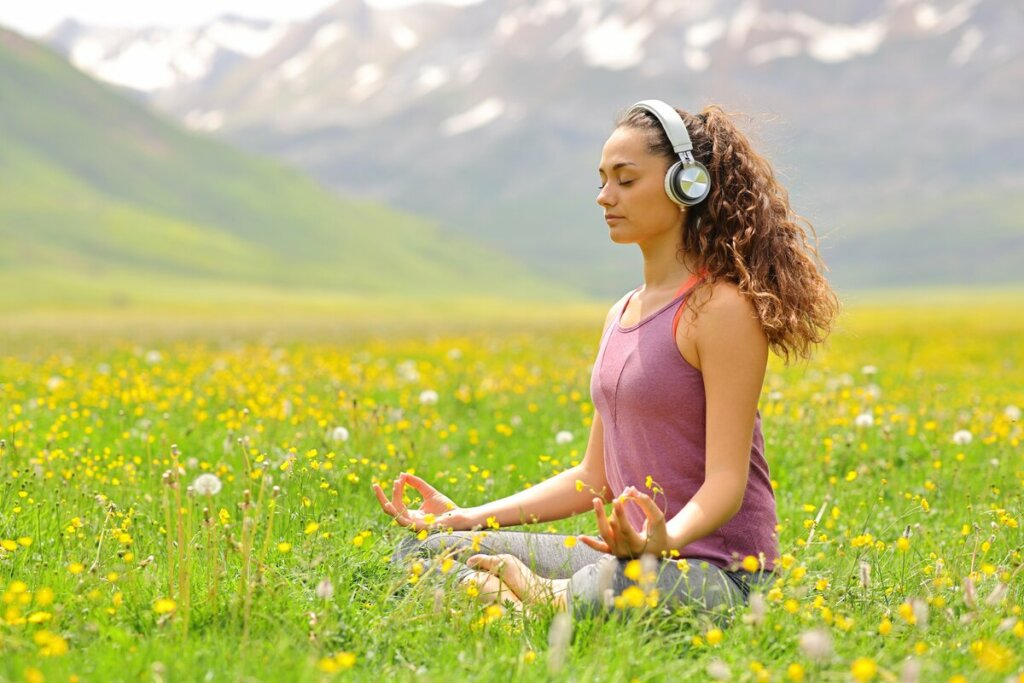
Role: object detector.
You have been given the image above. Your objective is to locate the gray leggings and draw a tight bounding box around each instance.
[392,530,775,618]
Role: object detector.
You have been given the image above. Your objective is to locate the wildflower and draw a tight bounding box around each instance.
[419,390,439,406]
[547,612,572,675]
[786,663,805,682]
[861,365,877,376]
[304,521,320,535]
[315,578,334,600]
[878,618,892,635]
[67,562,85,575]
[850,657,877,681]
[973,639,1012,672]
[860,561,871,589]
[192,473,222,496]
[317,652,356,672]
[153,598,176,614]
[952,430,973,445]
[1005,405,1021,421]
[563,536,577,548]
[34,629,69,656]
[277,542,292,553]
[555,430,573,445]
[330,426,350,442]
[705,628,723,646]
[798,628,832,660]
[746,591,766,626]
[855,413,874,428]
[742,555,760,572]
[896,537,910,552]
[706,659,731,681]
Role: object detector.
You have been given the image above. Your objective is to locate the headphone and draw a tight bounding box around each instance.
[627,100,711,207]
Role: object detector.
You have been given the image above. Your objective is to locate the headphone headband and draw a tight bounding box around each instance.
[629,99,696,164]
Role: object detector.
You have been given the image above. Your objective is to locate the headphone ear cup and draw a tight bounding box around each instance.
[665,161,711,206]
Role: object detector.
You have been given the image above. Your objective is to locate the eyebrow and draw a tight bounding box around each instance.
[597,161,638,174]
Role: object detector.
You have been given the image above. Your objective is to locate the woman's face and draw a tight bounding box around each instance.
[597,126,683,246]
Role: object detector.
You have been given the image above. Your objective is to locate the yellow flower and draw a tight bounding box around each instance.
[153,598,176,615]
[318,652,357,672]
[563,536,577,548]
[304,521,320,535]
[878,618,892,635]
[27,611,52,624]
[706,628,723,646]
[974,640,1013,672]
[67,562,85,575]
[896,537,910,552]
[786,663,805,682]
[277,542,292,553]
[24,668,44,683]
[850,657,877,681]
[742,555,760,572]
[0,539,17,552]
[620,585,645,608]
[34,629,69,656]
[423,513,436,525]
[575,479,585,492]
[624,560,642,581]
[523,650,537,664]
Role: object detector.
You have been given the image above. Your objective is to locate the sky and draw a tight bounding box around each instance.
[0,0,482,37]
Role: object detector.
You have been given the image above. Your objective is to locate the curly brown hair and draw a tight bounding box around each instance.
[616,104,839,362]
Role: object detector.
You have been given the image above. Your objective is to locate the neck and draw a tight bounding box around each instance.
[638,229,698,291]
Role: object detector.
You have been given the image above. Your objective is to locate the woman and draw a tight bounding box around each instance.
[373,100,838,616]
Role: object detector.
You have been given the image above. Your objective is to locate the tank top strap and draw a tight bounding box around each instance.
[671,267,709,339]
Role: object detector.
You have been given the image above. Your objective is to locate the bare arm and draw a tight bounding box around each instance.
[664,284,768,550]
[374,296,630,532]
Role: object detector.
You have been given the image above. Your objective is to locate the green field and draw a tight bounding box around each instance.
[0,297,1022,682]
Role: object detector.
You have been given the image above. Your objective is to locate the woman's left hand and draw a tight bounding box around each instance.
[577,487,676,558]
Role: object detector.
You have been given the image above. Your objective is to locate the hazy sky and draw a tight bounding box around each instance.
[0,0,482,36]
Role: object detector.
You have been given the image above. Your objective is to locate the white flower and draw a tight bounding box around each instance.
[397,360,420,382]
[952,429,973,445]
[447,348,463,360]
[767,391,783,401]
[192,473,222,496]
[555,430,573,445]
[315,577,334,600]
[510,415,523,427]
[706,660,731,681]
[861,365,877,376]
[1005,405,1021,422]
[419,389,439,406]
[798,628,832,660]
[145,350,162,364]
[330,426,350,443]
[854,413,874,428]
[46,376,63,391]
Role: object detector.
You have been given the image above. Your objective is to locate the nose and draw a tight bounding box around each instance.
[596,184,614,208]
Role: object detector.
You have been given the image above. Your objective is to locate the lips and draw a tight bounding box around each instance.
[605,214,623,222]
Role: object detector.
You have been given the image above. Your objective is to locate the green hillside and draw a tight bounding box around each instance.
[0,29,575,311]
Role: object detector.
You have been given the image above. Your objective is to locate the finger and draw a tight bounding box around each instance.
[391,476,409,513]
[373,484,406,522]
[402,473,437,497]
[578,535,612,554]
[613,498,643,546]
[593,498,614,541]
[623,489,666,525]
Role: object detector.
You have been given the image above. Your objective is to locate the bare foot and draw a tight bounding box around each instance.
[467,554,570,610]
[462,570,523,610]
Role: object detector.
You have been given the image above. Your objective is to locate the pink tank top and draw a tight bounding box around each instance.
[590,287,779,571]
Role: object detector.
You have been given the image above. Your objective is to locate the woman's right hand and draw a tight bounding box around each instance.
[372,472,473,532]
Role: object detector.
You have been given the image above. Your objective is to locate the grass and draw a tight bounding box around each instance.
[0,295,1022,682]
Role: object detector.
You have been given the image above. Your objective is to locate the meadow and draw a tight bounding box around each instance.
[0,297,1022,682]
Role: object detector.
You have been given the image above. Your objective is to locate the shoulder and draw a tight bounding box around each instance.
[603,289,635,332]
[692,281,766,348]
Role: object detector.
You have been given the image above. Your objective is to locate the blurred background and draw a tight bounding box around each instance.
[1,0,1022,320]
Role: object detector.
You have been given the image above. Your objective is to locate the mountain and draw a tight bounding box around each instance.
[37,0,1024,295]
[0,27,572,312]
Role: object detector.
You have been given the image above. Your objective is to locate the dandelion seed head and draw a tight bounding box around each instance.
[419,389,439,406]
[798,628,832,660]
[330,426,350,443]
[855,413,874,428]
[555,430,573,445]
[192,473,222,496]
[952,429,973,445]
